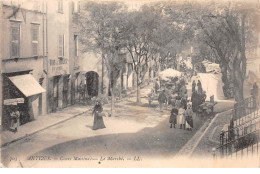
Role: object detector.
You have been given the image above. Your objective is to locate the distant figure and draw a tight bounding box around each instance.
[175,93,182,108]
[158,90,167,112]
[92,101,106,130]
[192,80,196,93]
[181,96,188,110]
[252,82,259,108]
[155,80,160,94]
[79,81,85,102]
[197,80,202,94]
[201,91,207,104]
[169,106,178,128]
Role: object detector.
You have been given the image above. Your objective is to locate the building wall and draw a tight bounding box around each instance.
[1,2,47,119]
[46,1,70,113]
[69,0,82,104]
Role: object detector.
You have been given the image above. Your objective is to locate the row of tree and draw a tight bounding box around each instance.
[76,1,260,115]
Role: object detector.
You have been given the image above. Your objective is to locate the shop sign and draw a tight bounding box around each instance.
[4,98,24,105]
[49,58,69,76]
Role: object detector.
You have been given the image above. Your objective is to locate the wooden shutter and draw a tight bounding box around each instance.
[11,26,20,58]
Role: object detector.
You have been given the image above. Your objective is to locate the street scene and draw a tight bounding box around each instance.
[1,0,260,168]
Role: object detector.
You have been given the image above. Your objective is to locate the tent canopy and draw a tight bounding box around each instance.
[192,73,225,101]
[159,68,182,81]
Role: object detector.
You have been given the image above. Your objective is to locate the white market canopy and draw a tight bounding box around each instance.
[192,73,225,101]
[202,60,221,74]
[159,68,182,81]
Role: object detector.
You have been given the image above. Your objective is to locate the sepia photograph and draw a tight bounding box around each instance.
[0,0,260,168]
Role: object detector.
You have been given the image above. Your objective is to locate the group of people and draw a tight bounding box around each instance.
[156,77,188,112]
[191,80,206,114]
[169,100,194,131]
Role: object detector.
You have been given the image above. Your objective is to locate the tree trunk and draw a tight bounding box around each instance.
[220,64,230,98]
[136,75,141,103]
[233,65,244,102]
[119,69,122,100]
[111,83,115,117]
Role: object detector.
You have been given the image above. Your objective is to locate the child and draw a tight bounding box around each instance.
[185,103,194,131]
[177,103,186,129]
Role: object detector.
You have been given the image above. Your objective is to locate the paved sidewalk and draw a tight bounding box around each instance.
[190,109,233,158]
[1,104,91,147]
[175,100,234,158]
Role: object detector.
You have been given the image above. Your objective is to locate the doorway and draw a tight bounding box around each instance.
[86,71,99,98]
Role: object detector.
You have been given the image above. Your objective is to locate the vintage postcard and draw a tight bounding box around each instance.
[0,0,260,168]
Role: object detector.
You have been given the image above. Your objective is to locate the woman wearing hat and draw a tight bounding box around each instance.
[92,101,106,130]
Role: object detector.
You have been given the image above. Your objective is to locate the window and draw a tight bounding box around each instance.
[72,1,75,13]
[72,1,80,13]
[58,1,63,13]
[74,35,78,56]
[11,24,20,58]
[31,25,39,56]
[58,35,64,57]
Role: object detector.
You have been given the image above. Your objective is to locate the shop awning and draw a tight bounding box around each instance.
[9,74,46,97]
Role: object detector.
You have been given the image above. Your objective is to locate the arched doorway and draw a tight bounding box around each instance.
[86,71,99,97]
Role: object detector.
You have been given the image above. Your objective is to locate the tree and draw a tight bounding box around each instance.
[122,7,161,103]
[195,1,260,101]
[77,1,126,116]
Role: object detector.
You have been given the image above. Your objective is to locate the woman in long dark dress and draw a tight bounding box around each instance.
[191,91,198,113]
[92,101,106,130]
[169,106,178,128]
[192,80,196,93]
[197,80,202,94]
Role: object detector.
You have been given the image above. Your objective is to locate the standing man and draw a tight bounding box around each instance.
[158,90,167,112]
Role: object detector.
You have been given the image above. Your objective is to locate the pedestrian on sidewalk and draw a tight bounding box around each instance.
[92,101,106,130]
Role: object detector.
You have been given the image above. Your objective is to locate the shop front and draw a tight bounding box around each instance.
[2,73,46,131]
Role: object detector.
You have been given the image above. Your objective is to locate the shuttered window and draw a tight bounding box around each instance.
[58,35,64,57]
[74,35,78,56]
[11,25,20,58]
[31,25,39,56]
[58,1,63,13]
